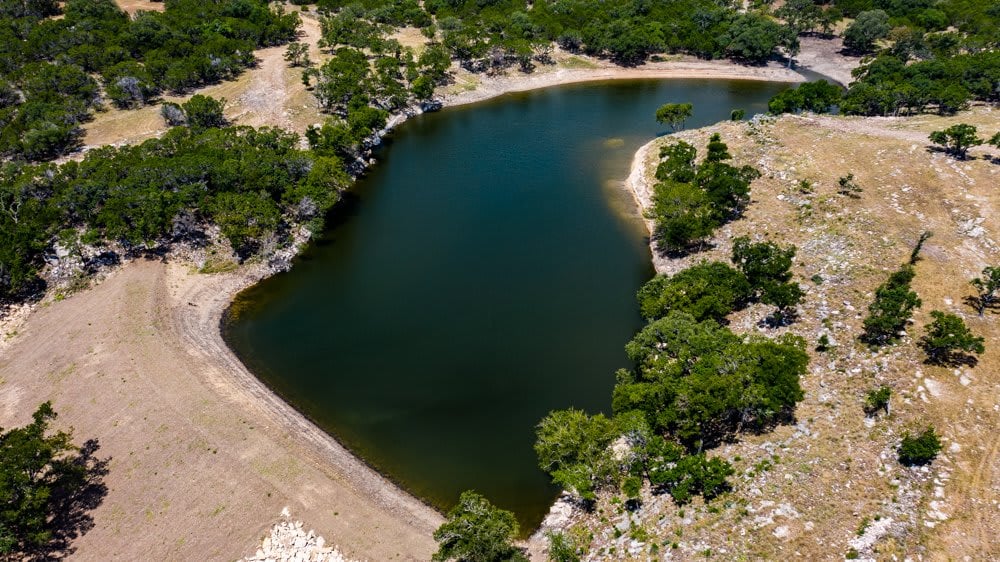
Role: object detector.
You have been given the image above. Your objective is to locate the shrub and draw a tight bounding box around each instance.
[181,95,227,130]
[929,124,983,159]
[863,386,891,416]
[432,491,526,562]
[861,265,921,346]
[919,310,984,365]
[898,427,942,466]
[160,102,186,126]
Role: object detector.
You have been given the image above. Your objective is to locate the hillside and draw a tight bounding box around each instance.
[537,108,1000,560]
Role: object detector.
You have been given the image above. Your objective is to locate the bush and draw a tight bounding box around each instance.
[929,124,983,159]
[648,453,734,504]
[898,427,942,466]
[863,386,891,416]
[432,491,526,562]
[919,310,984,365]
[160,102,186,126]
[546,531,580,562]
[861,265,921,346]
[181,95,226,130]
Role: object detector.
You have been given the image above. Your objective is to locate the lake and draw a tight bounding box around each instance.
[223,78,789,529]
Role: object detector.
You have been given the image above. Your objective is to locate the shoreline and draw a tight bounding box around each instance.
[3,42,859,560]
[439,57,807,108]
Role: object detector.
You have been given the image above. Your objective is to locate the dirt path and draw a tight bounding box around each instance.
[0,260,441,561]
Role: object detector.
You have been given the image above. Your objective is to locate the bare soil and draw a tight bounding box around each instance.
[0,260,440,561]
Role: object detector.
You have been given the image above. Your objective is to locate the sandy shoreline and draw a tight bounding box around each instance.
[0,258,442,560]
[441,57,807,108]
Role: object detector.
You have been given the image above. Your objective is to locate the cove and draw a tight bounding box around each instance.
[223,78,789,530]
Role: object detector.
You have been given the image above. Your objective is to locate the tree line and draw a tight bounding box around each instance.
[0,122,348,300]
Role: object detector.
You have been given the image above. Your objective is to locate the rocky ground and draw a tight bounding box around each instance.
[530,107,1000,560]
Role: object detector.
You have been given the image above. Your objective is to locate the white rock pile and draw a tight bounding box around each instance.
[242,519,358,562]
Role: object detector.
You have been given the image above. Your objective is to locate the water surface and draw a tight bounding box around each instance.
[224,79,787,529]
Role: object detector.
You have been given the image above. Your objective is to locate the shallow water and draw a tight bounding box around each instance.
[223,79,788,529]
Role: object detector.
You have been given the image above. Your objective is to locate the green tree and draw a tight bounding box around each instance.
[730,109,745,121]
[970,266,1000,316]
[861,265,922,346]
[432,491,526,562]
[843,10,890,53]
[637,261,751,322]
[648,453,733,504]
[989,132,1000,148]
[614,312,807,448]
[534,409,620,501]
[655,103,693,132]
[284,42,311,67]
[919,310,984,365]
[0,402,108,557]
[775,0,822,34]
[731,236,803,320]
[181,95,226,130]
[650,181,717,252]
[864,386,892,416]
[898,427,942,466]
[929,124,984,159]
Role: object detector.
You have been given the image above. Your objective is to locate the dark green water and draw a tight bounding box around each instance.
[223,79,787,529]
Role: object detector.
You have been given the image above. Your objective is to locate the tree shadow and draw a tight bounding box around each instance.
[25,439,111,561]
[759,308,799,328]
[652,239,717,259]
[963,294,998,316]
[923,352,979,368]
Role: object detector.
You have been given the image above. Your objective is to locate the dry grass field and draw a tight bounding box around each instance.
[550,107,1000,560]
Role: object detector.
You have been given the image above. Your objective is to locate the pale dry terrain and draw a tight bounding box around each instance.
[0,260,440,561]
[539,107,1000,560]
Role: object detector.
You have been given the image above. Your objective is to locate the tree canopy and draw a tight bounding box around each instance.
[432,491,526,562]
[0,402,108,557]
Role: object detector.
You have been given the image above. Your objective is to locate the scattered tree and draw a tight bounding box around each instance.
[432,491,526,562]
[898,427,942,466]
[989,132,1000,149]
[768,80,842,114]
[284,42,311,68]
[969,266,1000,316]
[181,95,227,130]
[655,103,693,132]
[730,109,745,121]
[731,236,803,322]
[919,310,984,366]
[0,402,108,558]
[843,10,890,53]
[929,124,983,159]
[861,265,922,346]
